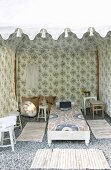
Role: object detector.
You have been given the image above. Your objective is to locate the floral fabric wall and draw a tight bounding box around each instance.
[99,32,111,117]
[0,38,17,117]
[0,30,111,117]
[16,32,97,106]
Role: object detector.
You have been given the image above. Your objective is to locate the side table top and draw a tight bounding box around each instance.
[89,100,104,105]
[39,105,48,109]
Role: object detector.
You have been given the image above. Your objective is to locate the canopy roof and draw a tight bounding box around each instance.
[0,0,111,40]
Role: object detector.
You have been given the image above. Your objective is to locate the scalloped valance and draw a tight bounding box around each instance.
[0,0,111,40]
[0,26,111,40]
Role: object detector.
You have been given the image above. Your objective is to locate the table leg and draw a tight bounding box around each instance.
[84,99,86,115]
[102,105,104,118]
[44,108,47,121]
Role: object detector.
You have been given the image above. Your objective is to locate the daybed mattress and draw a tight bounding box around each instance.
[48,105,89,131]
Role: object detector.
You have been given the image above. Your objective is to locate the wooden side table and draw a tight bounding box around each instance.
[83,96,97,115]
[89,100,105,119]
[38,105,48,121]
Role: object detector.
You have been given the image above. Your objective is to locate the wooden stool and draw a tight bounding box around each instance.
[38,105,48,121]
[89,100,105,119]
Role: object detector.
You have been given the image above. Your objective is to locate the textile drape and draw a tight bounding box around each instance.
[26,63,38,90]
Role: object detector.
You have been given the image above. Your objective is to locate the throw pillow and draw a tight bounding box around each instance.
[21,101,37,117]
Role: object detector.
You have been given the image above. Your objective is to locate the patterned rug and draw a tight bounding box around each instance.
[31,149,110,170]
[87,119,111,139]
[17,122,46,142]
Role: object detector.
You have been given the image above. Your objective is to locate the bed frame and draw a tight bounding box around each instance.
[48,129,90,146]
[47,103,90,146]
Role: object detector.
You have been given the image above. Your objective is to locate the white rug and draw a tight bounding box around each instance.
[17,122,46,142]
[87,119,111,139]
[31,149,110,170]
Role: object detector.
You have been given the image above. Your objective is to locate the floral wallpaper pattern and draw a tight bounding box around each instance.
[16,32,97,106]
[99,32,111,116]
[0,41,17,117]
[0,30,111,117]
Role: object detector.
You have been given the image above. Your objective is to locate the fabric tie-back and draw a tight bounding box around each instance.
[26,63,38,90]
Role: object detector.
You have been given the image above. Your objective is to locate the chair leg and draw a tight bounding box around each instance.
[9,130,14,151]
[13,130,16,144]
[15,114,22,130]
[18,114,22,130]
[1,132,4,145]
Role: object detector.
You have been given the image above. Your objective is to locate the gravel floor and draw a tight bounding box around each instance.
[0,112,111,170]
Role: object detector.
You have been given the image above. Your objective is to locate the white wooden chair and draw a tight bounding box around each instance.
[9,111,22,130]
[0,116,17,151]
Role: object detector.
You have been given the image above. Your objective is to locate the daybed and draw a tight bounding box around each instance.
[47,105,90,146]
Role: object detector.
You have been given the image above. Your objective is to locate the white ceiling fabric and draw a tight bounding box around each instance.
[0,0,111,40]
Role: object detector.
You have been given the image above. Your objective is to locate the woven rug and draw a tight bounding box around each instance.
[17,122,46,142]
[30,149,110,170]
[87,119,111,139]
